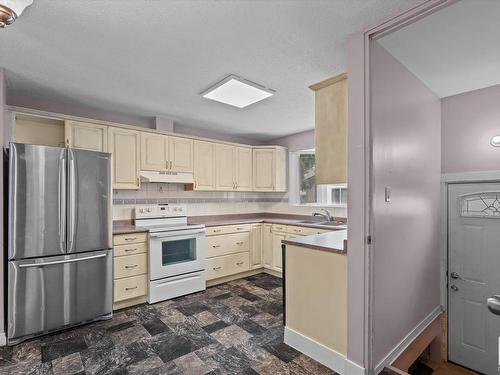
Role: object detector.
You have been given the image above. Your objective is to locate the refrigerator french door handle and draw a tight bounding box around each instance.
[18,253,107,268]
[67,150,77,252]
[59,155,66,252]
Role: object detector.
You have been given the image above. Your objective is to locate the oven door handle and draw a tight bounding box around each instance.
[150,229,206,239]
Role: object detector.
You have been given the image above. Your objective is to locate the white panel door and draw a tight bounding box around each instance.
[108,127,140,189]
[141,132,168,171]
[65,121,107,152]
[215,144,235,191]
[193,141,216,190]
[253,148,275,191]
[448,183,500,375]
[169,136,193,172]
[235,147,253,191]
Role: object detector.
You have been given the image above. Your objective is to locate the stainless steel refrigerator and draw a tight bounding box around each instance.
[7,143,113,345]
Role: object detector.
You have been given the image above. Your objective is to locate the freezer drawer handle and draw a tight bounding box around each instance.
[19,253,107,268]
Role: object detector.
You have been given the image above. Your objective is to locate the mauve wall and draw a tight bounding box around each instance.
[442,84,500,174]
[371,42,441,364]
[0,69,5,338]
[268,129,315,151]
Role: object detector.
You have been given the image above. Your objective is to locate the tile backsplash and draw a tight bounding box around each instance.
[112,183,347,220]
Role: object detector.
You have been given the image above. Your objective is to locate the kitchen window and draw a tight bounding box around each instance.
[289,150,347,207]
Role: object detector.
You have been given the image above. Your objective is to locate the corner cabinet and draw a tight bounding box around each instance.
[253,147,287,192]
[65,120,108,152]
[108,127,140,189]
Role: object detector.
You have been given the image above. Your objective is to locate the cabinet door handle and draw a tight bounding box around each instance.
[236,241,244,245]
[212,245,221,248]
[236,262,244,266]
[125,264,138,269]
[125,286,138,291]
[213,266,222,270]
[166,161,169,170]
[170,161,173,169]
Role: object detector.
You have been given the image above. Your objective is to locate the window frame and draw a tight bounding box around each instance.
[288,149,347,208]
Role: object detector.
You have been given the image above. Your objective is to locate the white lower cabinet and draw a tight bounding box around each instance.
[112,232,149,309]
[204,223,332,282]
[206,225,251,281]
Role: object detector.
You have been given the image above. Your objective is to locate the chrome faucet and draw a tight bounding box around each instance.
[313,208,333,222]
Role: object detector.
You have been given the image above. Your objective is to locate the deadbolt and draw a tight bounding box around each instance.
[450,272,462,280]
[450,285,458,291]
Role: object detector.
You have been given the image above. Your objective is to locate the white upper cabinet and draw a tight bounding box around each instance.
[141,133,193,173]
[65,121,107,152]
[108,127,140,190]
[194,140,216,190]
[140,132,168,171]
[253,147,287,192]
[169,136,193,172]
[234,147,253,191]
[215,143,235,191]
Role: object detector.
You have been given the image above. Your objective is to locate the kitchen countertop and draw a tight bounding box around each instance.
[113,214,348,238]
[187,213,347,231]
[282,229,347,254]
[113,221,149,235]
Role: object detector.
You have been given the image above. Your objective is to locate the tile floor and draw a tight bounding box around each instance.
[0,273,336,374]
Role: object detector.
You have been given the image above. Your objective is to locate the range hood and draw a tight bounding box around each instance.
[140,170,194,184]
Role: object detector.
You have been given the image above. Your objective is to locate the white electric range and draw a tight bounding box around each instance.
[134,204,206,303]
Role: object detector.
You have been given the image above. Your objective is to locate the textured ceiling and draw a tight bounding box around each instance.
[1,0,419,140]
[379,0,500,98]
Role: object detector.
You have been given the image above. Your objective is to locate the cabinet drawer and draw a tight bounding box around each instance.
[206,232,250,258]
[113,232,148,246]
[287,226,319,236]
[206,224,252,236]
[206,252,250,280]
[114,254,148,279]
[114,274,148,302]
[114,242,148,257]
[272,224,288,233]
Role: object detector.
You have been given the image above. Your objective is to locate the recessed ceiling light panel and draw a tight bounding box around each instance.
[201,75,274,108]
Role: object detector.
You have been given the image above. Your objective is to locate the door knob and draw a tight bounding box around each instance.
[487,296,500,316]
[450,285,459,291]
[450,272,463,280]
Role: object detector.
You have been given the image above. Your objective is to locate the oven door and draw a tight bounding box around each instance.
[149,228,206,280]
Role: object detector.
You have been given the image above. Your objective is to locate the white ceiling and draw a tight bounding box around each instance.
[0,0,419,140]
[378,0,500,99]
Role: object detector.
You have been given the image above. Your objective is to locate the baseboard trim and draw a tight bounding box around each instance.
[284,327,346,374]
[344,358,367,375]
[263,268,282,278]
[206,269,264,287]
[0,332,6,346]
[374,306,443,374]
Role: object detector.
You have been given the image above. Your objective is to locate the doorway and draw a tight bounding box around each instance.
[448,183,500,374]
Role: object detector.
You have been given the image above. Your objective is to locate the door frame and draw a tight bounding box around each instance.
[347,1,457,373]
[440,171,500,362]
